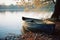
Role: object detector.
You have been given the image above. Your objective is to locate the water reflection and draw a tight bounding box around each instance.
[0,12,22,38]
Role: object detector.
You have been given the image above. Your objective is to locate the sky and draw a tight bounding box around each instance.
[0,0,32,5]
[0,0,18,5]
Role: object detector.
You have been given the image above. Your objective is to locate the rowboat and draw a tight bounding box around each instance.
[22,17,55,34]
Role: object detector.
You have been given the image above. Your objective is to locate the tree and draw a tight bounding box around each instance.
[51,0,60,21]
[52,0,56,4]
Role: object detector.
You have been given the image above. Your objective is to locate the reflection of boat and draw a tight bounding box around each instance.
[22,17,55,34]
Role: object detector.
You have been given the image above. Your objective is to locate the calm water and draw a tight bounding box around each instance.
[0,11,53,38]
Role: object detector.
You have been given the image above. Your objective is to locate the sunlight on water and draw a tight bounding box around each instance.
[0,11,53,38]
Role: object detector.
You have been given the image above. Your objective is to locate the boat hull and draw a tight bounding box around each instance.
[22,17,55,34]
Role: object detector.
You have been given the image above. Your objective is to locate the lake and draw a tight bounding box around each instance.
[0,11,53,38]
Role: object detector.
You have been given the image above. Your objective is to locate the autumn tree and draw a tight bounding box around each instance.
[51,0,60,21]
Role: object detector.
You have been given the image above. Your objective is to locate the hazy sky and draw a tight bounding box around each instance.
[0,0,18,5]
[0,0,32,5]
